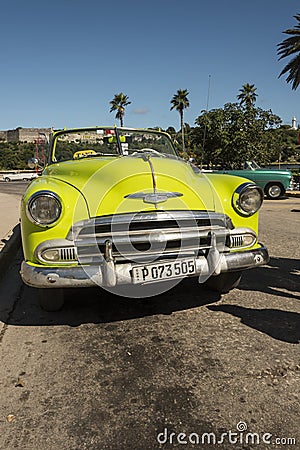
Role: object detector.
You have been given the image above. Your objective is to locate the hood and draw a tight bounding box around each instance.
[43,156,216,217]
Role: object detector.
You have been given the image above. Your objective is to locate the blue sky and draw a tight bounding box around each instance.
[0,0,298,131]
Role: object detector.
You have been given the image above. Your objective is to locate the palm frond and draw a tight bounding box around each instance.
[278,35,300,58]
[277,14,300,89]
[279,53,300,90]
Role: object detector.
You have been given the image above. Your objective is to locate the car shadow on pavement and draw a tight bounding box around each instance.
[239,256,300,300]
[207,256,300,344]
[1,255,299,332]
[207,304,300,344]
[3,276,221,327]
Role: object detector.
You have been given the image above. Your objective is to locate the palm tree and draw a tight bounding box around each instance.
[109,93,131,127]
[170,89,190,152]
[237,83,257,109]
[278,14,300,90]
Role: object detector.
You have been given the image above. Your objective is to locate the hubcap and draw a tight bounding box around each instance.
[269,185,281,198]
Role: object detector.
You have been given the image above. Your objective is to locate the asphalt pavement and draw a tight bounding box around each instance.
[0,182,26,275]
[0,180,27,237]
[0,184,299,449]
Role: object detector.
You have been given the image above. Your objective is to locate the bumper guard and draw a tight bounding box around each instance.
[20,245,269,289]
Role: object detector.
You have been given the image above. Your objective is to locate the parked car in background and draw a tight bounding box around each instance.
[2,172,39,182]
[291,173,300,191]
[215,161,292,199]
[20,127,269,311]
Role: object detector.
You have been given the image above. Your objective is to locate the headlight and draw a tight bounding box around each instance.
[232,183,263,216]
[26,191,62,225]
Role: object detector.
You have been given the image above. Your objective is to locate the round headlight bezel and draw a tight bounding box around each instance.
[26,191,62,226]
[232,183,264,217]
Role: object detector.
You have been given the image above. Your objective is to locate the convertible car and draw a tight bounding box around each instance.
[20,127,269,310]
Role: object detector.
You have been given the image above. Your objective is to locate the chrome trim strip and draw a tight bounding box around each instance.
[75,225,226,243]
[68,211,234,240]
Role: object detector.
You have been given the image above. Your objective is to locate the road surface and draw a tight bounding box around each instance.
[0,195,299,449]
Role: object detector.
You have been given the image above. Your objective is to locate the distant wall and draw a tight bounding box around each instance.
[6,129,19,142]
[0,127,52,143]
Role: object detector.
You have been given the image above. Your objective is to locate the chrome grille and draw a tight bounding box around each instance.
[70,211,232,264]
[59,247,77,261]
[230,235,244,248]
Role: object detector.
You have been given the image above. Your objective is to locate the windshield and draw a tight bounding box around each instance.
[244,161,261,170]
[50,127,177,163]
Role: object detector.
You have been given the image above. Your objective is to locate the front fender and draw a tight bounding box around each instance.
[204,173,260,233]
[21,176,89,263]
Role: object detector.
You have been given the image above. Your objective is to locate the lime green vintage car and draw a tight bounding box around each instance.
[20,127,269,310]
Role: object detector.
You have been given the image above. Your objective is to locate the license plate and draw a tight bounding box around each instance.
[132,259,196,284]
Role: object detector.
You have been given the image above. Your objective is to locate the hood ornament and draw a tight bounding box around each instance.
[125,151,183,206]
[125,191,183,205]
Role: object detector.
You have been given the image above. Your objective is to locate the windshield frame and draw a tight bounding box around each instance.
[244,160,261,171]
[48,126,178,164]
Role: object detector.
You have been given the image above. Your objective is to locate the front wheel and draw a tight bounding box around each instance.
[4,177,10,182]
[265,183,284,199]
[203,271,242,294]
[38,288,65,311]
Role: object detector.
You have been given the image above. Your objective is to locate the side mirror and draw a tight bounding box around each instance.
[28,158,39,169]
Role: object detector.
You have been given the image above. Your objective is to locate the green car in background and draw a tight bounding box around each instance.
[217,161,292,199]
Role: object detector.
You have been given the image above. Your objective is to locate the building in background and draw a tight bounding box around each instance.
[0,127,52,143]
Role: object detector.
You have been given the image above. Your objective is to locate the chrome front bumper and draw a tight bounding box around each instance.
[20,245,269,289]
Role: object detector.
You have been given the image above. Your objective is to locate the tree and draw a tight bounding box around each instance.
[278,14,300,90]
[109,93,131,127]
[170,89,190,152]
[193,102,282,168]
[237,83,258,109]
[0,142,36,170]
[271,126,300,162]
